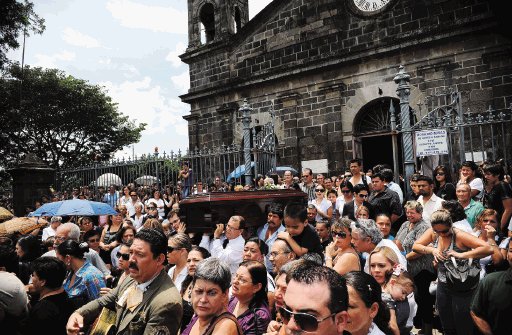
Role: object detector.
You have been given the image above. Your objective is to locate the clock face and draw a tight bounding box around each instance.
[350,0,395,16]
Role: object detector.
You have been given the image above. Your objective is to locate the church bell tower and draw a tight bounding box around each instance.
[187,0,249,48]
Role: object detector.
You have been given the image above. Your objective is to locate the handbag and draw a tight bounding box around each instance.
[443,234,480,292]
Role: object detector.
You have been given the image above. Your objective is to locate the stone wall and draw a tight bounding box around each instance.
[181,0,511,174]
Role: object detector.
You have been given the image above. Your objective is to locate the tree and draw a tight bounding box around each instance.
[0,64,146,169]
[0,0,45,69]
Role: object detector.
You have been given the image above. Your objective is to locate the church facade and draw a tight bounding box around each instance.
[180,0,511,175]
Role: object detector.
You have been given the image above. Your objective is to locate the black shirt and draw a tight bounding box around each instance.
[23,291,72,335]
[292,224,324,258]
[369,188,402,217]
[484,181,512,225]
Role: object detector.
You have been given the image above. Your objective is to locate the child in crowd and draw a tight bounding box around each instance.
[381,264,415,335]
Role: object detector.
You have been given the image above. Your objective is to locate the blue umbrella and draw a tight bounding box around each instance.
[29,199,118,217]
[226,162,255,182]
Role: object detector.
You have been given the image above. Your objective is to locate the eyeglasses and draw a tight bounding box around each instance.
[116,252,130,260]
[279,306,337,332]
[87,238,100,243]
[233,274,252,285]
[436,173,445,176]
[269,251,290,258]
[358,194,368,198]
[332,231,347,239]
[341,190,351,194]
[226,224,240,231]
[148,207,156,210]
[315,189,325,192]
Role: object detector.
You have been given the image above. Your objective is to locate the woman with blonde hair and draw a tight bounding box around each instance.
[368,246,411,335]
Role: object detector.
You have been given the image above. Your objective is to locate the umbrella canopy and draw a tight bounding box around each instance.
[29,199,118,217]
[0,207,14,222]
[96,173,123,188]
[135,175,159,186]
[226,162,255,182]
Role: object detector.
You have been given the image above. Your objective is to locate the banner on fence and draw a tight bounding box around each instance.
[415,129,449,157]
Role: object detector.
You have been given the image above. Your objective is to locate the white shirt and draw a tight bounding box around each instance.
[167,265,188,292]
[308,198,332,222]
[453,219,473,233]
[458,178,484,200]
[145,198,167,218]
[387,181,404,204]
[417,193,444,224]
[41,226,57,241]
[364,239,408,274]
[200,234,245,277]
[335,197,346,217]
[126,200,143,217]
[349,174,371,187]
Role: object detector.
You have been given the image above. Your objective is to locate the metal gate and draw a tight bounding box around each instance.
[412,89,512,174]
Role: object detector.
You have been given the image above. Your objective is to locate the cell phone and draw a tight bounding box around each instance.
[105,276,114,288]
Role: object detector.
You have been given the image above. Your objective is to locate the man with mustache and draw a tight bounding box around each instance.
[66,228,183,335]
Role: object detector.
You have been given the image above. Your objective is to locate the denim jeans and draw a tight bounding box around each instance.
[436,281,475,335]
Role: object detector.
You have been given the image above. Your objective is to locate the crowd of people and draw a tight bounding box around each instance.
[1,158,511,335]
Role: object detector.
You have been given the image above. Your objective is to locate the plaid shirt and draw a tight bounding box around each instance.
[63,260,105,304]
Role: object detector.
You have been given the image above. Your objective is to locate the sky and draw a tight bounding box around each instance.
[8,0,273,159]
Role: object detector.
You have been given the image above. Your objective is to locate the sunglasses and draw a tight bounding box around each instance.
[87,238,100,243]
[116,252,130,260]
[332,231,347,239]
[279,306,337,332]
[315,189,325,192]
[358,194,368,198]
[436,173,445,176]
[167,246,177,253]
[434,228,450,235]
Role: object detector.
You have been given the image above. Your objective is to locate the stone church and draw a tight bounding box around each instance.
[180,0,511,175]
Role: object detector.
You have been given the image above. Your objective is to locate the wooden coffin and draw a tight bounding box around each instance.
[179,189,307,233]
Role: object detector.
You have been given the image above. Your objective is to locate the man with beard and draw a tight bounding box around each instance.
[66,228,183,335]
[257,204,286,273]
[416,175,444,224]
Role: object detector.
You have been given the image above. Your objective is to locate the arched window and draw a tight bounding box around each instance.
[199,3,215,44]
[233,6,242,33]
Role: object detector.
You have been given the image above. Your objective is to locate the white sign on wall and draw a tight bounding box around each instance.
[301,159,329,174]
[415,129,449,157]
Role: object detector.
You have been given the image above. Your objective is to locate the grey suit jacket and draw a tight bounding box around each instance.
[77,270,183,335]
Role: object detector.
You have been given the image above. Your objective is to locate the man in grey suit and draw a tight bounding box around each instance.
[66,228,183,335]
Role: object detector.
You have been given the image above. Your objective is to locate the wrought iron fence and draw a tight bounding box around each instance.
[412,89,512,174]
[56,141,277,198]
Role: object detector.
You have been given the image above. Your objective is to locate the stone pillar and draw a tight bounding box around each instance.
[8,154,55,217]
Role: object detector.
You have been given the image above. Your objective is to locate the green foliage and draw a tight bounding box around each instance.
[0,0,45,69]
[0,64,146,169]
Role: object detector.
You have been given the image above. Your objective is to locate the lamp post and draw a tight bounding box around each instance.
[394,65,414,195]
[389,100,400,185]
[239,99,253,186]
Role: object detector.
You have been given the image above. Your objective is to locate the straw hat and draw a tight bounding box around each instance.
[0,207,14,222]
[0,217,48,237]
